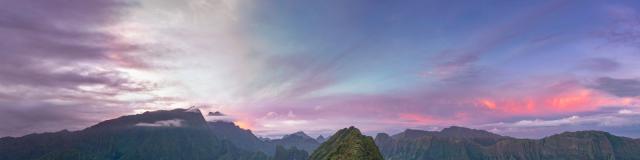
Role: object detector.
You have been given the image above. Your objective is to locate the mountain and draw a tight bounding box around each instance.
[316,135,326,143]
[269,131,320,153]
[2,108,639,160]
[272,145,309,160]
[209,111,226,116]
[87,108,209,130]
[375,126,640,160]
[208,120,274,154]
[309,126,384,160]
[0,109,268,160]
[205,112,320,155]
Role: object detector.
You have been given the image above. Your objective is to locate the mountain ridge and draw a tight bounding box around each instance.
[309,126,384,160]
[1,108,639,160]
[376,126,640,160]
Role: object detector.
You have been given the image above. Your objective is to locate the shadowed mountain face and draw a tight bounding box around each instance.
[208,120,274,154]
[88,109,209,130]
[205,112,319,155]
[316,135,327,143]
[375,126,640,160]
[310,126,384,160]
[269,131,320,154]
[0,109,268,160]
[273,145,309,160]
[1,109,639,160]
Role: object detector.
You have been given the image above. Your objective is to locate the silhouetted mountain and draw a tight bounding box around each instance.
[375,126,640,160]
[309,126,383,160]
[206,119,320,155]
[272,145,309,160]
[208,120,275,154]
[440,126,504,139]
[392,126,505,140]
[0,109,268,160]
[87,108,208,130]
[209,111,226,116]
[270,131,320,153]
[316,135,326,143]
[2,109,639,160]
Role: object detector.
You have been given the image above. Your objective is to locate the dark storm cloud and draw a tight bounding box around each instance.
[0,0,151,137]
[591,77,640,97]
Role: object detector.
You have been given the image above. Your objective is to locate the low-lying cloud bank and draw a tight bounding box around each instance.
[135,119,184,127]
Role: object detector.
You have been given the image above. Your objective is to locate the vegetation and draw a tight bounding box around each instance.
[375,127,640,160]
[309,126,383,160]
[272,145,309,160]
[2,109,639,160]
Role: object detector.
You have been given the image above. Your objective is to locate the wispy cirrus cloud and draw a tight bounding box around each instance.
[3,0,640,139]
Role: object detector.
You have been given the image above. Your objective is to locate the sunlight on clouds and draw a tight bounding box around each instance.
[477,99,497,110]
[234,120,253,130]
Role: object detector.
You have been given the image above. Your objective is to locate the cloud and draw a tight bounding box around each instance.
[600,5,640,47]
[511,115,581,127]
[0,100,130,137]
[591,77,640,97]
[0,0,176,137]
[135,119,184,127]
[427,0,570,80]
[204,114,235,122]
[578,58,620,72]
[478,107,640,138]
[0,0,144,90]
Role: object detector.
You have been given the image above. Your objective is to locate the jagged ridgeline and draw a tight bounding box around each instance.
[0,108,270,160]
[309,126,384,160]
[1,108,639,160]
[0,108,323,160]
[375,126,640,160]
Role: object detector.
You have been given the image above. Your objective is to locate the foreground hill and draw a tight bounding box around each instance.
[375,126,640,160]
[309,126,383,160]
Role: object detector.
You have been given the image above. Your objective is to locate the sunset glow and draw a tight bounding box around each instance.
[1,0,640,139]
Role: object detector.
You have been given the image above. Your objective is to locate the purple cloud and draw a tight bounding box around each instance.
[0,0,157,137]
[578,58,620,72]
[591,77,640,97]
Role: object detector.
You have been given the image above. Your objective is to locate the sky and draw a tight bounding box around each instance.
[1,0,640,139]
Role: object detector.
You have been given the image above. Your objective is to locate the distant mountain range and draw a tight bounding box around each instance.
[0,108,639,160]
[375,126,640,160]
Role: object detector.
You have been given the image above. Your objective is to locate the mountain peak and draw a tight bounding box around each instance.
[282,131,315,142]
[208,111,226,116]
[270,131,321,154]
[551,130,612,139]
[185,106,201,113]
[316,135,326,143]
[393,128,437,139]
[310,126,383,160]
[87,108,207,130]
[440,126,503,138]
[282,131,313,139]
